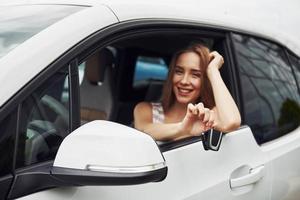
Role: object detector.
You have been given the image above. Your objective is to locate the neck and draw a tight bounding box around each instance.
[168,101,188,118]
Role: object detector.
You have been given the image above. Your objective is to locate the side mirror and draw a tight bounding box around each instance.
[201,129,223,151]
[51,120,167,186]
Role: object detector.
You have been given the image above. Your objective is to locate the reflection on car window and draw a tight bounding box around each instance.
[133,56,168,88]
[0,5,84,58]
[17,67,70,167]
[288,53,300,87]
[233,34,300,144]
[78,62,86,85]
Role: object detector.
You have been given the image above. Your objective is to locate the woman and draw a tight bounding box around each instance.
[134,43,241,141]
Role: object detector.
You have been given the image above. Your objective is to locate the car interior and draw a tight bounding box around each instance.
[22,70,70,166]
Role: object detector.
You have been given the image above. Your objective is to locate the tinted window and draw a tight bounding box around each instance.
[17,67,70,167]
[232,34,300,144]
[288,52,300,87]
[0,113,16,176]
[0,5,84,58]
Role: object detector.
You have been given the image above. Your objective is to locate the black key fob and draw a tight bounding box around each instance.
[201,129,223,151]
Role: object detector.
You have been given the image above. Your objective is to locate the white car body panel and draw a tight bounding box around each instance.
[107,2,300,57]
[261,127,300,199]
[0,5,118,107]
[18,127,272,200]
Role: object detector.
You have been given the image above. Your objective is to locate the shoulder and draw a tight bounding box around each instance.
[134,102,152,112]
[134,102,153,129]
[134,102,152,118]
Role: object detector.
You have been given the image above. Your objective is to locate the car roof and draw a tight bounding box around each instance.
[3,0,300,56]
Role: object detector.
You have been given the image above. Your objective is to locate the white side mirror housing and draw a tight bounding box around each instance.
[51,120,167,185]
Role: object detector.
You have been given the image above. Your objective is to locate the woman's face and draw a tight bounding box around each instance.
[172,52,202,104]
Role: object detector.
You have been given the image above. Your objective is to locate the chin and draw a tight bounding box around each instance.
[173,89,200,105]
[175,95,194,104]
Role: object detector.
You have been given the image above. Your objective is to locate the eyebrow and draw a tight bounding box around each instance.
[191,69,202,73]
[175,65,183,69]
[175,65,202,73]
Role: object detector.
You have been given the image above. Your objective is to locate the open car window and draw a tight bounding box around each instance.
[77,30,231,151]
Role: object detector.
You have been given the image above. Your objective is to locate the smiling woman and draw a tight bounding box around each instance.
[134,43,241,141]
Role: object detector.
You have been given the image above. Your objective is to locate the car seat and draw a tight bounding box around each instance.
[145,79,165,102]
[80,48,115,123]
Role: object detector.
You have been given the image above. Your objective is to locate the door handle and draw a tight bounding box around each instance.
[230,165,265,188]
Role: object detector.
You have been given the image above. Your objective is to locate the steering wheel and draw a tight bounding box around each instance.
[25,95,69,164]
[40,95,69,126]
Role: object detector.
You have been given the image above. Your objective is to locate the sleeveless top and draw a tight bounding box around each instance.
[151,102,165,123]
[151,102,165,144]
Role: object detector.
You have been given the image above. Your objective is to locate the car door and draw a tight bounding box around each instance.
[231,33,300,200]
[80,127,269,200]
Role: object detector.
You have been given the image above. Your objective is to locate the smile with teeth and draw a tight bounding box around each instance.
[178,87,193,95]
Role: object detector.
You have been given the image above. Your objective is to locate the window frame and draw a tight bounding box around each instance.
[17,65,71,168]
[68,21,239,152]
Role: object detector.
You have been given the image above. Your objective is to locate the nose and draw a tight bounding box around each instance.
[180,73,190,85]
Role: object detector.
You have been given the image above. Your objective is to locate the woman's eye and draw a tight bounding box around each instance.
[175,69,183,75]
[192,73,201,78]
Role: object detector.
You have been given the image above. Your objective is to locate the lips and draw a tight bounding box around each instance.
[177,87,193,96]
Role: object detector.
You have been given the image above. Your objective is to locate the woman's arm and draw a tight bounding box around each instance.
[134,102,184,141]
[134,102,214,141]
[207,51,241,132]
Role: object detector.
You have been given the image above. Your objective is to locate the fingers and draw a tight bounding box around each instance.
[196,102,205,120]
[202,108,210,124]
[187,103,197,116]
[187,103,215,129]
[188,103,206,116]
[206,110,215,129]
[209,51,224,67]
[187,103,194,113]
[194,102,215,124]
[209,51,221,58]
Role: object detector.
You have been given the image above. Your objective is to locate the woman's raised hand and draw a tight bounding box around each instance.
[207,51,224,72]
[179,103,215,137]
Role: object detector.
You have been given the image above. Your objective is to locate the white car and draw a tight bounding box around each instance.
[0,1,300,200]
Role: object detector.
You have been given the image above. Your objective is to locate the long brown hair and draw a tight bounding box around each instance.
[162,43,215,111]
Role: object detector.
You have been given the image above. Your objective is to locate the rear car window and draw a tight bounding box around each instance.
[232,34,300,144]
[133,56,168,88]
[288,52,300,87]
[0,5,85,58]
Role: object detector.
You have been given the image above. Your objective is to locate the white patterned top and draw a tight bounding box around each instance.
[151,102,165,123]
